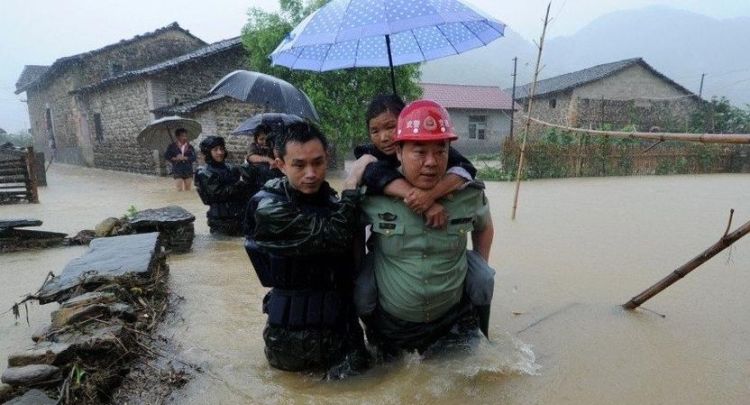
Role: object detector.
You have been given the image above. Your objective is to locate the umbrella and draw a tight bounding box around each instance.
[231,113,306,137]
[136,116,201,151]
[270,0,506,95]
[208,70,320,122]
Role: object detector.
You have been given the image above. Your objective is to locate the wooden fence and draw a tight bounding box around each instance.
[501,139,750,179]
[0,146,39,204]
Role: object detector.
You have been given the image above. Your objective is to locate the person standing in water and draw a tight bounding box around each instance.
[194,136,256,236]
[359,99,495,357]
[244,122,376,378]
[164,128,196,192]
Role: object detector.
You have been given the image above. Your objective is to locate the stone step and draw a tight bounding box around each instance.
[7,342,73,368]
[1,388,56,405]
[0,365,62,387]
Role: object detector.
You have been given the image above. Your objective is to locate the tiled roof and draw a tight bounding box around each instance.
[514,58,698,100]
[73,37,242,94]
[151,94,228,115]
[15,22,205,94]
[420,83,517,110]
[15,65,50,92]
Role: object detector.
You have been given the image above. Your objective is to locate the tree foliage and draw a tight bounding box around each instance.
[0,128,32,147]
[690,97,750,134]
[241,0,422,155]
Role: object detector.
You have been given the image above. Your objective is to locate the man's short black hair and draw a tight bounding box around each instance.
[175,128,188,137]
[275,122,328,160]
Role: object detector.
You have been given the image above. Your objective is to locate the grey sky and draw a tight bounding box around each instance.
[1,0,748,132]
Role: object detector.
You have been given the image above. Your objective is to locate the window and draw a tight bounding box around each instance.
[109,63,123,77]
[468,115,487,140]
[94,113,104,142]
[549,98,557,109]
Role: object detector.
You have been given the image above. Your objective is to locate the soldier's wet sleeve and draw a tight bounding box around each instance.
[362,161,404,195]
[196,171,249,204]
[448,146,477,179]
[253,190,363,255]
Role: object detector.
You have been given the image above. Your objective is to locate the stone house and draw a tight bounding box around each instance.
[421,83,516,156]
[513,58,703,133]
[15,23,257,174]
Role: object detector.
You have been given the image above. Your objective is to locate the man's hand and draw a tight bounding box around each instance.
[423,202,447,229]
[404,188,435,214]
[343,154,377,190]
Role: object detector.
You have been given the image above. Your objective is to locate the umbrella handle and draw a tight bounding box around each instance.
[386,35,397,96]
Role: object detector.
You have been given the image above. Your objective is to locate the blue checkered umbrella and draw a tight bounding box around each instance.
[270,0,506,94]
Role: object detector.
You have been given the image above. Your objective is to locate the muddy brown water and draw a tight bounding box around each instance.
[1,164,749,404]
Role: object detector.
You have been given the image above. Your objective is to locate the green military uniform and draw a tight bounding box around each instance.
[361,183,490,327]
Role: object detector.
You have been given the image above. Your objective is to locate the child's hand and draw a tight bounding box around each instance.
[405,188,434,214]
[423,203,447,229]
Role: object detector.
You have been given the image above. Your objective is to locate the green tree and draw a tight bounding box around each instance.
[690,97,750,134]
[0,129,32,147]
[242,0,422,156]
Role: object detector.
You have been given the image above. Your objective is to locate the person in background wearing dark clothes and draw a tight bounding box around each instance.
[354,94,477,228]
[244,122,376,379]
[244,124,284,197]
[164,128,197,191]
[194,136,256,236]
[246,124,276,166]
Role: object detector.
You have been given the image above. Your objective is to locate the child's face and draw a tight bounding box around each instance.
[210,146,226,162]
[368,111,398,155]
[257,133,268,146]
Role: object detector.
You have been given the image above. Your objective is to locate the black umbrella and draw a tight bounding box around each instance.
[209,70,320,122]
[231,113,306,137]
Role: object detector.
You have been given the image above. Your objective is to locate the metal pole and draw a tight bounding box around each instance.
[698,73,706,98]
[510,57,518,141]
[386,35,397,96]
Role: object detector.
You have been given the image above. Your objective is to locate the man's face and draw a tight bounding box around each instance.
[368,111,398,155]
[397,140,449,190]
[176,133,188,144]
[277,139,327,194]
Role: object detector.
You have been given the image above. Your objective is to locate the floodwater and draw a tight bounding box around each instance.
[1,164,749,404]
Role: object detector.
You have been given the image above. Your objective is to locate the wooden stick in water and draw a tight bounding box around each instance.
[623,210,750,310]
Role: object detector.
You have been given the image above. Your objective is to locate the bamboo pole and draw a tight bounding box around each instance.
[527,116,750,144]
[623,210,750,310]
[511,2,551,220]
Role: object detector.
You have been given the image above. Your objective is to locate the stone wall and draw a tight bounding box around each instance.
[154,47,248,106]
[572,97,701,132]
[83,81,157,174]
[23,28,205,168]
[192,99,263,165]
[80,30,205,88]
[25,73,86,165]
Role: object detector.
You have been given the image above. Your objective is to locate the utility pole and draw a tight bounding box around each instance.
[698,73,706,98]
[509,57,518,142]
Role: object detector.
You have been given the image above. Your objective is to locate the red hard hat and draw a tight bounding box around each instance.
[395,99,458,143]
